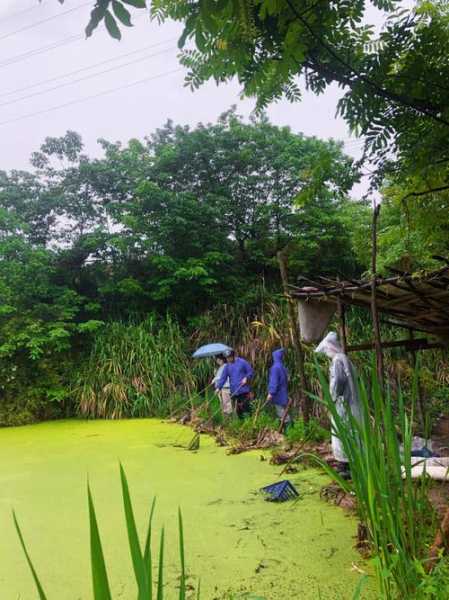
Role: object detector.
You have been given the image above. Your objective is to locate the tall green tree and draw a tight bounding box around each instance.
[67,1,449,206]
[1,115,364,421]
[53,1,449,274]
[92,111,362,311]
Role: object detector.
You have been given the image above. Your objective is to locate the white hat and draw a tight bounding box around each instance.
[315,331,342,354]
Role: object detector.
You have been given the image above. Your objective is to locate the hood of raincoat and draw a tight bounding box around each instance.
[272,348,285,363]
[315,331,342,357]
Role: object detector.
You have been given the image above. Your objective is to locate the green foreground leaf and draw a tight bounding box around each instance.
[12,511,48,600]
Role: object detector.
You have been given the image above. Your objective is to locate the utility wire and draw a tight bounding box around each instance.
[0,68,182,127]
[0,1,49,24]
[0,46,176,107]
[0,2,91,42]
[0,38,177,99]
[0,9,147,70]
[0,34,83,69]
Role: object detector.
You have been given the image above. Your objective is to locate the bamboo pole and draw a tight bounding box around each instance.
[277,250,310,422]
[337,297,348,353]
[370,203,385,388]
[409,330,427,432]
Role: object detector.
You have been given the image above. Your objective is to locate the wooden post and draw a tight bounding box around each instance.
[371,203,385,388]
[277,250,310,422]
[337,298,347,353]
[409,330,426,432]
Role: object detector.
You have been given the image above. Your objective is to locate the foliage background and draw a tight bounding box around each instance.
[1,111,449,425]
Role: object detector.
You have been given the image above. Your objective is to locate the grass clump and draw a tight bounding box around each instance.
[75,317,195,419]
[225,413,279,445]
[316,364,438,599]
[284,417,330,445]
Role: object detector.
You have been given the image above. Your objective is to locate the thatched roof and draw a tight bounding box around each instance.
[290,260,449,342]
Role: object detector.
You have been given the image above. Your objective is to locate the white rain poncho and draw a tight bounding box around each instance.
[315,331,362,463]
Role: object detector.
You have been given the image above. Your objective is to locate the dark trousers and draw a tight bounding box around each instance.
[233,393,251,418]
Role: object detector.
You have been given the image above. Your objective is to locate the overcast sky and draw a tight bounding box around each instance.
[0,0,378,191]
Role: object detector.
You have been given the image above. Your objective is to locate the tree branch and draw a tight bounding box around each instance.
[401,184,449,205]
[285,0,449,128]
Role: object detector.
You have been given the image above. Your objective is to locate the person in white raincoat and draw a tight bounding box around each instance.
[315,331,362,477]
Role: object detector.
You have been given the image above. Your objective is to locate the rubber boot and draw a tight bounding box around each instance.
[338,462,351,481]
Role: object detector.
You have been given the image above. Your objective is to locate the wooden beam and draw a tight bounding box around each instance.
[347,338,445,353]
[337,296,347,353]
[409,330,426,430]
[380,319,428,333]
[405,280,449,320]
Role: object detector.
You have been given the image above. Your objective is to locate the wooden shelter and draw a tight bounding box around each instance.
[290,260,449,355]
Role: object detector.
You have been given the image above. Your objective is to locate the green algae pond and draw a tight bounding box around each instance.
[0,420,377,599]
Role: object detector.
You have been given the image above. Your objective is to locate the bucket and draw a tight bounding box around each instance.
[297,294,336,343]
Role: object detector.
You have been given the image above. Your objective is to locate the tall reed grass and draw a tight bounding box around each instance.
[190,300,323,414]
[75,318,195,418]
[315,364,436,599]
[73,298,449,431]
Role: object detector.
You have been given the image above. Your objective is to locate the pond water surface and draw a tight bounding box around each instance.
[0,419,376,599]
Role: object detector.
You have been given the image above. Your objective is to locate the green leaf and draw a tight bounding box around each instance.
[77,320,105,333]
[199,0,218,34]
[112,0,133,26]
[12,512,48,600]
[86,6,107,38]
[104,10,122,40]
[156,528,165,600]
[88,484,113,600]
[178,509,186,600]
[122,0,146,8]
[120,464,150,599]
[143,497,157,598]
[352,575,368,600]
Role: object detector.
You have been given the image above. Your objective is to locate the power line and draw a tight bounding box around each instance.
[0,34,82,69]
[0,1,91,43]
[0,1,49,24]
[0,38,177,99]
[0,46,176,108]
[0,10,147,71]
[0,68,182,127]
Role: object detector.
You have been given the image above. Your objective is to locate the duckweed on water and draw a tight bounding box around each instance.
[0,420,377,599]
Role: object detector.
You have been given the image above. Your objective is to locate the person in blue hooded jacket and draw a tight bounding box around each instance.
[215,349,254,417]
[267,348,292,431]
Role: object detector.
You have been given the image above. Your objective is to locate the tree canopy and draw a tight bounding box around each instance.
[0,114,361,361]
[57,2,449,187]
[0,113,367,421]
[62,1,449,271]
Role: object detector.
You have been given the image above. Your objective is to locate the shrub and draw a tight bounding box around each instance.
[285,417,330,445]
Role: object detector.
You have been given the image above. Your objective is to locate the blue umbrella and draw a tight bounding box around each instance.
[192,343,233,358]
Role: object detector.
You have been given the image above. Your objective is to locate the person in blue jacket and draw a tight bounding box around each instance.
[267,348,292,432]
[215,349,254,418]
